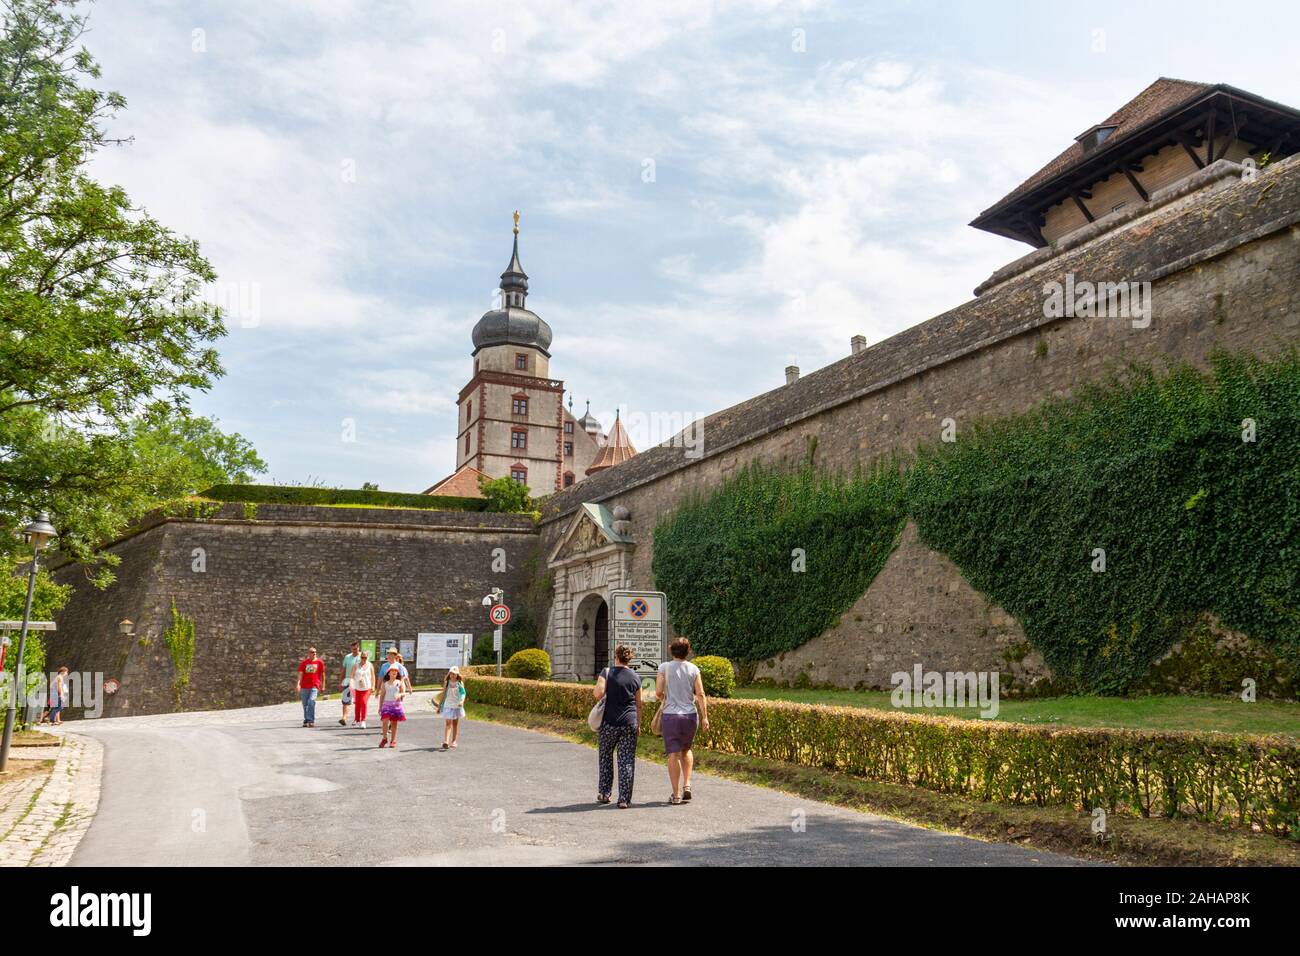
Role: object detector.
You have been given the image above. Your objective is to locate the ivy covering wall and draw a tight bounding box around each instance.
[652,352,1300,694]
[652,462,907,662]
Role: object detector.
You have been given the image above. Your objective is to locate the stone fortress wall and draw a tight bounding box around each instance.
[535,156,1300,687]
[48,504,536,716]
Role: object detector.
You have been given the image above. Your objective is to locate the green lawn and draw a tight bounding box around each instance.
[734,686,1300,737]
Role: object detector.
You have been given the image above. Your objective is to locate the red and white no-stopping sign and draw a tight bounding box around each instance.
[488,604,511,626]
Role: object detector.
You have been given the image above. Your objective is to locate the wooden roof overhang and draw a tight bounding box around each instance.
[971,85,1300,247]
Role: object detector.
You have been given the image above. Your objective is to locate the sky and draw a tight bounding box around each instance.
[80,0,1300,492]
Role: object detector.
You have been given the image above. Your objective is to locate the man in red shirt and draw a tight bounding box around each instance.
[297,647,326,727]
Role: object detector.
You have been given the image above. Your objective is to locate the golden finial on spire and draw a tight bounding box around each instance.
[512,209,520,235]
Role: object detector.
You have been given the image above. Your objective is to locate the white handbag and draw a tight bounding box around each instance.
[587,668,607,730]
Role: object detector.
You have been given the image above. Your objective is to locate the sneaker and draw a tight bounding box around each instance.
[378,739,387,748]
[358,721,367,729]
[338,718,346,726]
[682,787,692,801]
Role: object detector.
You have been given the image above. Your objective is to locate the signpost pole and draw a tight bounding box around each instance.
[483,587,507,677]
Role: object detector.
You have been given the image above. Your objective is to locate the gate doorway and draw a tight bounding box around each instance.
[574,593,610,679]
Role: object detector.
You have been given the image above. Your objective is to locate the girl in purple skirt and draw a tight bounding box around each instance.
[377,665,406,749]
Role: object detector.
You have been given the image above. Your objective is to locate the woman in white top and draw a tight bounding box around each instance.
[350,651,375,728]
[654,638,709,805]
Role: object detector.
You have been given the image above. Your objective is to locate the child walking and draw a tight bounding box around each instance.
[377,664,406,749]
[440,666,468,750]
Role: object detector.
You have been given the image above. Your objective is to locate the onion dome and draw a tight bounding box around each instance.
[472,211,552,356]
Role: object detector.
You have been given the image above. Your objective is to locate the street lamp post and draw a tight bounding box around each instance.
[0,512,58,773]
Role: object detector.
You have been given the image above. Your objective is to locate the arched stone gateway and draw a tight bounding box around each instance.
[572,593,610,678]
[545,503,634,680]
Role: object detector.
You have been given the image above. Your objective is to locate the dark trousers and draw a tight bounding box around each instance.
[597,723,638,803]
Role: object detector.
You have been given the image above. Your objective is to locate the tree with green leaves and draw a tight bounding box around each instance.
[1,0,259,581]
[477,474,532,513]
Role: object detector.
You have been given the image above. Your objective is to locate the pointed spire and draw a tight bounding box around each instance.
[586,405,637,476]
[500,210,528,307]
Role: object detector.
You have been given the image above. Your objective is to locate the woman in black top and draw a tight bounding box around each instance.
[593,644,643,808]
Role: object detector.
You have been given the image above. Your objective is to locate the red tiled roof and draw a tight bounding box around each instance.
[422,465,489,498]
[585,415,636,476]
[978,78,1211,215]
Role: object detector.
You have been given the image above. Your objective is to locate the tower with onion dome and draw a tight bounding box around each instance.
[434,213,619,497]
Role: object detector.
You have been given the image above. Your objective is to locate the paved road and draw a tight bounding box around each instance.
[69,695,1086,866]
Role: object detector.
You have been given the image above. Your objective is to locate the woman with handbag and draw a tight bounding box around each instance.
[592,645,642,809]
[655,638,708,805]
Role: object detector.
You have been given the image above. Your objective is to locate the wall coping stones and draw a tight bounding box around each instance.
[45,502,537,573]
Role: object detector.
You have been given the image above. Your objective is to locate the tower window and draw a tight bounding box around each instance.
[512,396,528,416]
[515,353,528,371]
[563,472,575,487]
[511,466,528,484]
[512,428,527,449]
[466,400,472,421]
[564,421,573,434]
[464,433,470,454]
[564,441,573,457]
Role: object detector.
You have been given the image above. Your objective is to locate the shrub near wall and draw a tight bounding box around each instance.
[464,675,1300,839]
[504,648,551,680]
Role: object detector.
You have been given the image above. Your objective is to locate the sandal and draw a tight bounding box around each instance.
[378,739,387,748]
[597,795,611,804]
[670,795,683,805]
[682,787,692,801]
[617,801,630,809]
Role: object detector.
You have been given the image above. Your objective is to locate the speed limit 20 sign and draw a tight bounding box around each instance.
[488,604,511,626]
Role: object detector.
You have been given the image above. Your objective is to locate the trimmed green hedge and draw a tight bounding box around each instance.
[464,674,1300,839]
[200,484,486,512]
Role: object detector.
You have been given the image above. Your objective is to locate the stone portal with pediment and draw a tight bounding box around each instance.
[545,502,635,680]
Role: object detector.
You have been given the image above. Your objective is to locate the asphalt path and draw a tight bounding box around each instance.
[68,694,1086,866]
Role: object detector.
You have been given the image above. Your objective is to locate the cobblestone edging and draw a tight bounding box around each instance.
[0,733,104,867]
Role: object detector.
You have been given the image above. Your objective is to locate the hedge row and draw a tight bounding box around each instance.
[200,483,486,512]
[464,675,1300,839]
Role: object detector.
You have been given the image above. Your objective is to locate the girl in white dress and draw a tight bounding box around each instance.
[440,667,467,750]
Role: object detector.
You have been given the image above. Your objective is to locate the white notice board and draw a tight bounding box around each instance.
[416,633,470,669]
